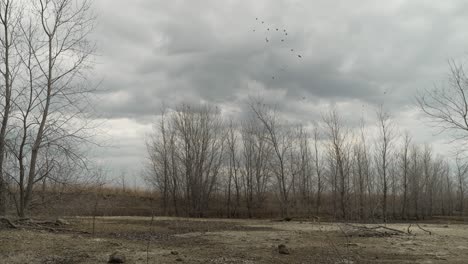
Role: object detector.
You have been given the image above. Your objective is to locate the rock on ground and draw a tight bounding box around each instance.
[278,244,290,255]
[108,252,126,263]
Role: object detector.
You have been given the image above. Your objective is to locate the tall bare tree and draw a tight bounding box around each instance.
[250,101,294,217]
[399,132,411,219]
[4,0,96,217]
[323,108,351,219]
[313,127,323,216]
[374,107,395,222]
[417,61,468,145]
[226,120,241,217]
[455,154,468,216]
[240,113,271,218]
[0,0,21,216]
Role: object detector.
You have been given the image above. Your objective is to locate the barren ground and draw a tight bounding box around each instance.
[1,216,468,263]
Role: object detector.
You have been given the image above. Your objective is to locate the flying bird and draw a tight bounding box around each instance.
[298,55,302,58]
[266,38,269,42]
[291,49,294,52]
[276,28,279,31]
[281,39,284,42]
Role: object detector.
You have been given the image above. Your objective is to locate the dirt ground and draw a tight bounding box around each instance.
[1,216,468,263]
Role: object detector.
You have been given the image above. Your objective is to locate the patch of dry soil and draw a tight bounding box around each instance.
[1,217,468,263]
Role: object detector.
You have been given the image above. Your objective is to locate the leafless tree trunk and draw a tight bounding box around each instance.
[295,125,312,216]
[313,128,323,217]
[455,154,468,216]
[240,114,271,218]
[226,120,240,218]
[250,101,293,218]
[323,109,350,220]
[0,0,21,216]
[400,132,411,219]
[173,104,225,217]
[6,0,96,217]
[409,145,421,219]
[374,107,395,222]
[417,60,468,146]
[352,120,371,220]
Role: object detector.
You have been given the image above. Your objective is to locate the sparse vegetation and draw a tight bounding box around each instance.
[0,0,468,263]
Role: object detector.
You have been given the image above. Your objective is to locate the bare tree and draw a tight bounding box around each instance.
[0,0,22,216]
[409,144,421,219]
[323,108,351,219]
[226,119,241,217]
[313,127,324,217]
[421,144,433,218]
[455,154,468,216]
[173,104,225,217]
[294,125,313,216]
[399,132,411,219]
[146,110,171,215]
[417,61,468,145]
[4,0,96,217]
[250,101,294,218]
[374,107,395,222]
[240,113,271,218]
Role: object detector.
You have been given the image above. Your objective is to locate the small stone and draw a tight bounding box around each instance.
[278,244,290,255]
[108,252,126,263]
[171,251,179,255]
[176,257,183,261]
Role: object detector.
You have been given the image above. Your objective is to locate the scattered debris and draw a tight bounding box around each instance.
[343,224,407,237]
[278,244,290,255]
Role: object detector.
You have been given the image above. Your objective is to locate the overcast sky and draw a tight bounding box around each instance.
[88,0,468,183]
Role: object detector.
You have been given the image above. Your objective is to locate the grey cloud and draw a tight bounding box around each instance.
[87,0,468,174]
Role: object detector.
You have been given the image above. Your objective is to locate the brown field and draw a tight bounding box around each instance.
[1,216,468,263]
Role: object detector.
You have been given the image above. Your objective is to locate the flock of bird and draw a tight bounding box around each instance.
[251,18,388,106]
[252,17,304,82]
[254,17,302,59]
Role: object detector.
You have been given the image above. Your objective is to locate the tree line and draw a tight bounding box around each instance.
[146,99,467,221]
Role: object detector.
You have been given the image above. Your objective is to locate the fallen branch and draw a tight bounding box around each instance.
[345,223,406,234]
[416,223,432,235]
[374,225,406,235]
